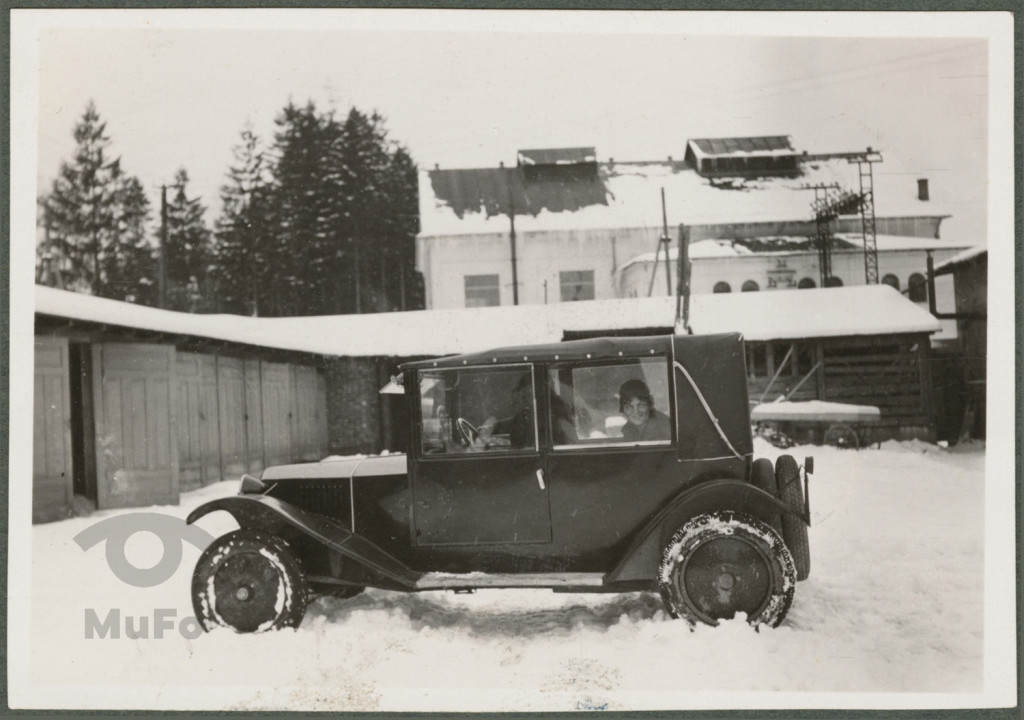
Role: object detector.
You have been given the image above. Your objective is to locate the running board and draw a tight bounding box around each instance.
[415,572,605,590]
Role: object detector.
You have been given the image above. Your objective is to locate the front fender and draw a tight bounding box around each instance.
[605,478,801,584]
[187,495,420,588]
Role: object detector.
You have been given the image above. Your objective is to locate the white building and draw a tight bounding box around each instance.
[416,138,975,336]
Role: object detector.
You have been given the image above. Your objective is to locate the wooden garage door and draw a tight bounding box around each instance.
[261,361,293,467]
[33,337,73,522]
[93,343,178,509]
[217,356,248,479]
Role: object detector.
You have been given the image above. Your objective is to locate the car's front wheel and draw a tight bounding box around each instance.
[659,512,795,628]
[192,529,308,633]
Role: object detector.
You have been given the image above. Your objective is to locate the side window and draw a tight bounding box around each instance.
[418,365,536,455]
[548,357,672,448]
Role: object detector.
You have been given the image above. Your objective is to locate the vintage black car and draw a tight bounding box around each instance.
[187,333,812,633]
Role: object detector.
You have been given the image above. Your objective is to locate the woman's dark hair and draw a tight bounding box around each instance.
[619,379,653,412]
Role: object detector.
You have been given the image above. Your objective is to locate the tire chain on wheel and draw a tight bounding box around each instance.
[192,528,308,633]
[775,455,811,581]
[658,511,796,628]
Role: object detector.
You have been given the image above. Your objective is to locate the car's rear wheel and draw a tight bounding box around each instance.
[192,529,308,633]
[776,455,811,581]
[659,512,795,628]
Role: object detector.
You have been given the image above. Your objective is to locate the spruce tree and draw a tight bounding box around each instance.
[164,168,212,312]
[106,175,156,304]
[38,101,124,295]
[214,126,272,315]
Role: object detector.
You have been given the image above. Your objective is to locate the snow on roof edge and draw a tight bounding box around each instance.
[35,284,940,359]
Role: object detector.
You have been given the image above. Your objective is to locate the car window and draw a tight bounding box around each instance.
[418,365,537,455]
[548,357,672,448]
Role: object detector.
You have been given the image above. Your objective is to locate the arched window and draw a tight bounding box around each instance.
[824,276,844,288]
[882,274,900,290]
[908,273,928,302]
[797,277,816,289]
[713,281,732,293]
[741,280,760,292]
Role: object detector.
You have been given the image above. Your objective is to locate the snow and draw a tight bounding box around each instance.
[419,158,954,239]
[36,283,938,357]
[934,245,987,274]
[751,401,881,423]
[13,439,997,711]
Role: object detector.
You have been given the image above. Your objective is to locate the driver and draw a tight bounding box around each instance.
[480,374,535,449]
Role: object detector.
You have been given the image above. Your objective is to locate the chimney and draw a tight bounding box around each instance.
[917,178,930,201]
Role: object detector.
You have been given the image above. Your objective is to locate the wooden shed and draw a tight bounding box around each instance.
[33,288,329,522]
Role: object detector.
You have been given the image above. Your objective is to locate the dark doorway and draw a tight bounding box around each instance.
[68,343,97,502]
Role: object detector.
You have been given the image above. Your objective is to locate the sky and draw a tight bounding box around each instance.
[20,9,1002,242]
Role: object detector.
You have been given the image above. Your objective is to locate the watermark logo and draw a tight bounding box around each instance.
[74,512,214,587]
[74,512,215,639]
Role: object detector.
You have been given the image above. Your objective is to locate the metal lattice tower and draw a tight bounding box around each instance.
[853,156,880,284]
[811,185,837,288]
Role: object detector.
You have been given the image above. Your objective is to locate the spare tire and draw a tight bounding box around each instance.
[750,458,783,534]
[775,455,811,581]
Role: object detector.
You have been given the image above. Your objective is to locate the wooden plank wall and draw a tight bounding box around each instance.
[746,334,935,439]
[33,337,74,522]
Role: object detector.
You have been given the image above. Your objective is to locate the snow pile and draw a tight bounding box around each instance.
[18,439,988,710]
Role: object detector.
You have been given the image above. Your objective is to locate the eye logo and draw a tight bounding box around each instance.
[74,513,215,588]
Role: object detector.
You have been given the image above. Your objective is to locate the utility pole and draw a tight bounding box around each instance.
[159,184,169,309]
[507,166,519,305]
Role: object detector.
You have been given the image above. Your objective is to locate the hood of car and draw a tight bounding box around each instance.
[260,453,407,482]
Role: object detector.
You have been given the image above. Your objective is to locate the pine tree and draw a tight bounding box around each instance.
[268,101,343,315]
[105,175,156,304]
[164,168,212,312]
[214,126,272,315]
[38,101,124,295]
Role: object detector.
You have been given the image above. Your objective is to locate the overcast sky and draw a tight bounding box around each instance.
[17,10,1004,243]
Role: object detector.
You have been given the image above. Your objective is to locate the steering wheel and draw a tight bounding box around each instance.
[456,417,480,446]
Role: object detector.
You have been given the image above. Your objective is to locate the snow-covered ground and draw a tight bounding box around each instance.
[17,439,995,710]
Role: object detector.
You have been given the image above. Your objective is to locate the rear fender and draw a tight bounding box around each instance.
[605,479,799,584]
[187,495,420,588]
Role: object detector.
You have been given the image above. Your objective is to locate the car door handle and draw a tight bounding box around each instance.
[535,469,546,490]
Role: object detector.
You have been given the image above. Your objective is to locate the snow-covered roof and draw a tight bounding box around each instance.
[686,136,795,160]
[620,234,973,271]
[933,246,987,275]
[419,157,952,238]
[35,284,940,358]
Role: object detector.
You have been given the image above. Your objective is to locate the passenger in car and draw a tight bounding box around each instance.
[618,379,671,442]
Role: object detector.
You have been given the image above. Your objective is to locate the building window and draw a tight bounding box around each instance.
[798,277,816,289]
[465,274,500,308]
[882,274,900,290]
[908,273,928,302]
[713,281,732,293]
[824,276,844,288]
[560,270,595,302]
[741,280,760,292]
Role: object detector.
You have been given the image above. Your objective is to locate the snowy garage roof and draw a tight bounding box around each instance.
[36,284,939,358]
[933,246,987,276]
[419,157,950,238]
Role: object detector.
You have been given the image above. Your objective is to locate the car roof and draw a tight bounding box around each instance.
[401,333,741,371]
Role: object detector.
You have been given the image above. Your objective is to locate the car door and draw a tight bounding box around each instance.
[411,363,552,546]
[542,353,682,562]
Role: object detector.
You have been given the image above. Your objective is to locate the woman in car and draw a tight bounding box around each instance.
[618,379,671,442]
